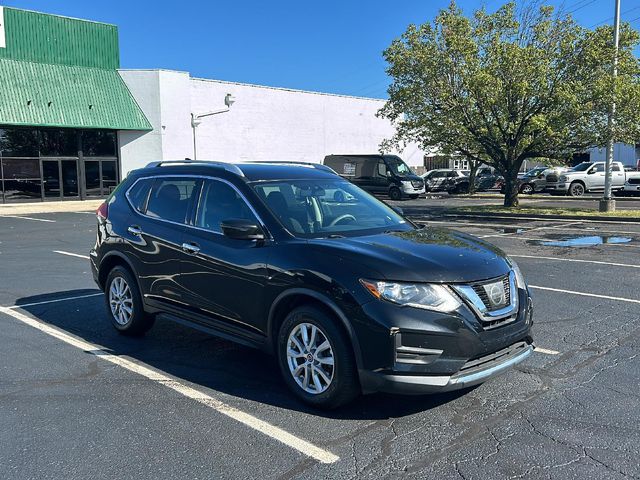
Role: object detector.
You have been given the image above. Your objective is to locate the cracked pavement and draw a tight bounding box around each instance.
[0,212,639,479]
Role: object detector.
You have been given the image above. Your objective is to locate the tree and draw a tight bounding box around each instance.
[379,1,640,206]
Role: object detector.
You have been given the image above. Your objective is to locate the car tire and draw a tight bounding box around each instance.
[105,266,154,336]
[389,187,402,201]
[568,182,585,197]
[277,305,360,409]
[520,184,534,195]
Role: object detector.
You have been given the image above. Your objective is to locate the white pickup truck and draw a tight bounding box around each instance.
[545,161,627,197]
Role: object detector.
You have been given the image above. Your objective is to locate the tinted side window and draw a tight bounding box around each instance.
[612,164,621,172]
[594,164,606,173]
[196,180,257,233]
[146,178,198,224]
[127,178,153,213]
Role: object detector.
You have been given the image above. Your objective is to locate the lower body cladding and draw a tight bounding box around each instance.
[356,289,534,394]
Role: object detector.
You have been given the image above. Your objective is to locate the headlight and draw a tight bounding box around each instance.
[360,279,461,312]
[508,259,527,289]
[559,175,567,182]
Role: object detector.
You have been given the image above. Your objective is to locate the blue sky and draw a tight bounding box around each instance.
[4,0,638,98]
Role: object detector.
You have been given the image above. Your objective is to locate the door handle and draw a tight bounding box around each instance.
[127,225,142,236]
[182,242,201,255]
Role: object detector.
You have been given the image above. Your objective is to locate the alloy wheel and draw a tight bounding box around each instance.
[109,276,133,326]
[286,323,335,394]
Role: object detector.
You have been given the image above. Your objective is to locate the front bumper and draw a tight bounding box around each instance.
[402,186,426,195]
[359,340,533,394]
[545,183,568,192]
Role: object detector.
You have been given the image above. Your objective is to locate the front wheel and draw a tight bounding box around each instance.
[389,187,402,201]
[277,306,360,409]
[568,182,585,197]
[520,184,534,195]
[105,266,154,336]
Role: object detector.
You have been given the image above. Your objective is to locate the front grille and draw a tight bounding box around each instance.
[411,180,423,188]
[628,178,640,185]
[470,275,511,312]
[455,341,530,377]
[546,174,559,183]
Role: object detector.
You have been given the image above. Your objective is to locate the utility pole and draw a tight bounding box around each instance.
[600,0,621,212]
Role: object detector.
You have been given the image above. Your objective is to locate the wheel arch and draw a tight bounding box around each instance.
[98,251,139,291]
[267,289,364,369]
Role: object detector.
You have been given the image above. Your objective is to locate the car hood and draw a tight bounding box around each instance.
[310,227,511,283]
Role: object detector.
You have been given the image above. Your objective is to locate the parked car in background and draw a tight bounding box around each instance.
[475,166,503,191]
[615,172,640,196]
[546,161,626,196]
[324,154,425,200]
[501,166,568,195]
[92,160,533,409]
[421,169,467,193]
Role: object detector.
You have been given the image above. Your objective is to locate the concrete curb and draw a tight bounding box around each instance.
[0,200,103,216]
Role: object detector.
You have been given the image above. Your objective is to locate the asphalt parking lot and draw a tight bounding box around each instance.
[1,211,639,479]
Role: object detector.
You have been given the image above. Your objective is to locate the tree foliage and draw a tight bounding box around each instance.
[379,1,640,206]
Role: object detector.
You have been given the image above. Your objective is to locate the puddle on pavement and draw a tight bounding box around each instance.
[528,236,633,247]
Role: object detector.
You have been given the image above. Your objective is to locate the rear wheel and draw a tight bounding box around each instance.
[105,266,154,336]
[277,306,360,409]
[389,187,402,201]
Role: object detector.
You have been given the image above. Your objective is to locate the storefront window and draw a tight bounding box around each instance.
[83,130,116,157]
[84,160,102,196]
[1,126,119,202]
[1,158,42,200]
[40,129,78,157]
[0,128,40,157]
[101,160,118,193]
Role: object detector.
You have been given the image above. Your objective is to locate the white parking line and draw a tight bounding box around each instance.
[529,285,640,304]
[1,215,56,223]
[0,302,339,464]
[54,250,90,260]
[511,254,640,269]
[534,347,560,355]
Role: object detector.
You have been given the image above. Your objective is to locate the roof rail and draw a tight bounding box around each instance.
[144,160,245,177]
[243,161,335,173]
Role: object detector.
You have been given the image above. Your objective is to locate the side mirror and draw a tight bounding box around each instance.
[588,169,596,175]
[221,219,265,240]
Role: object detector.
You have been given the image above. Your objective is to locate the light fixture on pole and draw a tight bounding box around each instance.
[191,93,236,160]
[600,0,621,213]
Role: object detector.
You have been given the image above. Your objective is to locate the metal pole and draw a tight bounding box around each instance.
[601,0,621,212]
[191,114,197,160]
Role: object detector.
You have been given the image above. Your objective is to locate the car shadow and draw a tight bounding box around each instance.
[13,289,473,420]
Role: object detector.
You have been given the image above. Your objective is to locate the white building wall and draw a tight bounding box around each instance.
[589,143,637,166]
[117,69,425,177]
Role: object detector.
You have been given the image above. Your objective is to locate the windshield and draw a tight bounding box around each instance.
[570,162,593,172]
[385,158,414,176]
[253,179,413,238]
[524,168,546,177]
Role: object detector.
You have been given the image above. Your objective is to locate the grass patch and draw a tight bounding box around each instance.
[448,205,640,218]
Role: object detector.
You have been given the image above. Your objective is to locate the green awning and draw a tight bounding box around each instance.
[0,58,152,131]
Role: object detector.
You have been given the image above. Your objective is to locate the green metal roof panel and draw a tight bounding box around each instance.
[0,7,119,69]
[0,58,152,130]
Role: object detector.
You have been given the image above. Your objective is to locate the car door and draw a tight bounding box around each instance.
[612,164,625,187]
[125,176,200,308]
[588,164,606,189]
[178,178,270,336]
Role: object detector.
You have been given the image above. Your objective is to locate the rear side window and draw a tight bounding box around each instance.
[127,178,153,213]
[146,178,198,224]
[612,164,621,172]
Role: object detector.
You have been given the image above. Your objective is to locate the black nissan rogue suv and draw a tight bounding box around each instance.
[91,160,533,409]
